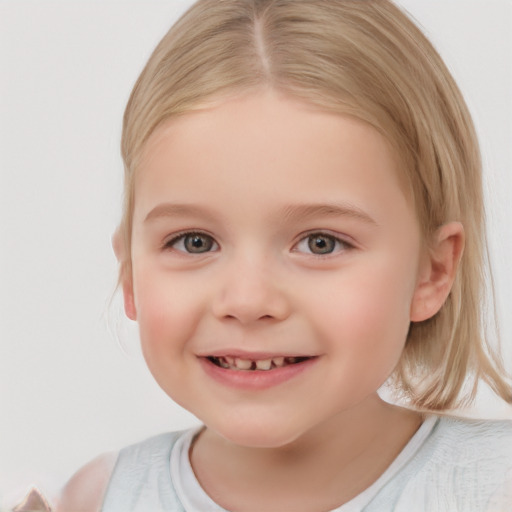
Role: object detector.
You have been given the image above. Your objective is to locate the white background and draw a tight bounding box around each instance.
[1,0,511,506]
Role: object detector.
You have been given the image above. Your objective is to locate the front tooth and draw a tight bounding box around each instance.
[272,357,285,368]
[218,357,230,369]
[225,356,235,366]
[256,359,272,370]
[234,358,252,370]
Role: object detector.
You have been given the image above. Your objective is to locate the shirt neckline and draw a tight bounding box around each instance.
[330,415,439,511]
[170,415,440,512]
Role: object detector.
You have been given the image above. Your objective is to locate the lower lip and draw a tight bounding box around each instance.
[199,357,318,391]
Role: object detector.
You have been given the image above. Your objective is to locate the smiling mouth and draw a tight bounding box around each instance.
[207,355,312,371]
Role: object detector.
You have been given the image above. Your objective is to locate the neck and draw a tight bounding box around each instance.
[190,396,423,512]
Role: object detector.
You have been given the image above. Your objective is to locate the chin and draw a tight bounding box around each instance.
[203,413,309,449]
[217,428,303,449]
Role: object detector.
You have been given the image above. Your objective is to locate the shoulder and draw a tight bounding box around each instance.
[433,415,512,452]
[100,430,194,511]
[372,416,512,511]
[420,416,512,505]
[113,430,186,468]
[56,431,190,512]
[425,415,512,466]
[57,451,118,512]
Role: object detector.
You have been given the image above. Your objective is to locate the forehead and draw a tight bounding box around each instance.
[133,90,413,226]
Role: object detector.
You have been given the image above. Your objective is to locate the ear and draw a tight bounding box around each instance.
[410,222,465,322]
[112,228,137,321]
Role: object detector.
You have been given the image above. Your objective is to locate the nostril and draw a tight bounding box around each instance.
[211,284,292,324]
[222,313,276,321]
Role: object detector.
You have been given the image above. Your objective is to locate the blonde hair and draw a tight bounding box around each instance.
[119,0,511,410]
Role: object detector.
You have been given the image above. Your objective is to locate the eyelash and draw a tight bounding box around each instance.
[162,231,353,256]
[163,231,219,254]
[293,231,354,256]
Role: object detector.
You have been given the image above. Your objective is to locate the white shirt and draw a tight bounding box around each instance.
[102,415,512,511]
[171,417,439,511]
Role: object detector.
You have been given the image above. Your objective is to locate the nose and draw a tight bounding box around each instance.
[211,255,292,325]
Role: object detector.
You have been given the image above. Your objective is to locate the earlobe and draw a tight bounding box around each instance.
[112,228,137,321]
[122,277,137,321]
[410,222,465,322]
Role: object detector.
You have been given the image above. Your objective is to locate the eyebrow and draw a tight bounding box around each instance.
[279,202,378,226]
[144,203,213,223]
[144,201,377,226]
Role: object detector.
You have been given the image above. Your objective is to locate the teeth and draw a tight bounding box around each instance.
[234,358,253,370]
[211,355,309,371]
[272,356,285,368]
[218,358,230,369]
[255,359,272,370]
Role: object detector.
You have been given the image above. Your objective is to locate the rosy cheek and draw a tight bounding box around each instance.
[317,271,409,349]
[135,278,202,349]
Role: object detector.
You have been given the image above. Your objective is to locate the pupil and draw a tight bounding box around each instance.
[185,234,212,253]
[308,235,334,254]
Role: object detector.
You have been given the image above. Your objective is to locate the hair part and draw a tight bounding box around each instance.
[119,0,511,410]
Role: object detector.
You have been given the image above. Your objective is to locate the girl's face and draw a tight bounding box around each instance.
[125,90,428,447]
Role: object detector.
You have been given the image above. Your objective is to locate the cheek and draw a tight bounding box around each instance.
[133,271,205,358]
[308,262,414,365]
[131,271,209,403]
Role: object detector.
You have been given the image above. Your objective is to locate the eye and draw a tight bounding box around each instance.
[294,232,351,255]
[165,232,219,254]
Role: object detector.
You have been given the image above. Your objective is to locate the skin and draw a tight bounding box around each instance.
[59,89,464,511]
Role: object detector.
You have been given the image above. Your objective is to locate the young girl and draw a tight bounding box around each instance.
[58,0,512,510]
